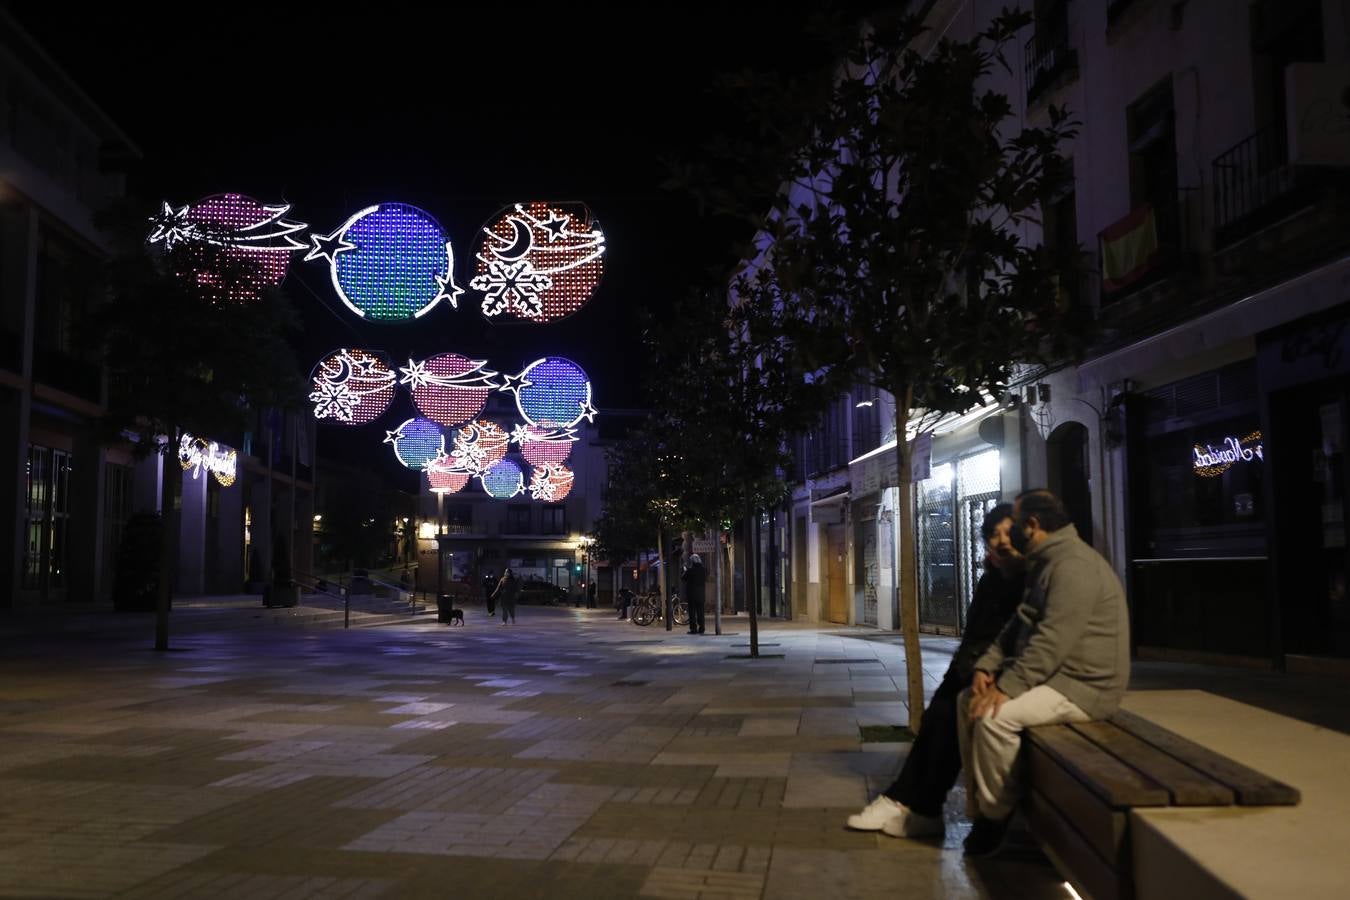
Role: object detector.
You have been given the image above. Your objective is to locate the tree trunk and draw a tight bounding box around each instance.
[657,524,670,631]
[894,389,925,732]
[712,529,723,635]
[746,504,759,657]
[154,431,179,651]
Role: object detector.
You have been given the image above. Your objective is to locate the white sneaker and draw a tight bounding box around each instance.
[846,795,904,831]
[881,808,944,839]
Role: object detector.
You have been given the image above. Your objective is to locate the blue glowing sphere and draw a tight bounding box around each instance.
[515,357,592,429]
[480,458,525,499]
[387,417,444,470]
[325,203,459,321]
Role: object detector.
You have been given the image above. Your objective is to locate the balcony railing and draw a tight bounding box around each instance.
[1099,189,1198,300]
[1212,125,1301,247]
[1024,29,1078,104]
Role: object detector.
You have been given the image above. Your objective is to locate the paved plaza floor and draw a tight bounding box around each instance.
[0,605,1071,899]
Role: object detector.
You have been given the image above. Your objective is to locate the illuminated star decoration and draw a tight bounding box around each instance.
[448,420,509,474]
[577,398,598,423]
[528,462,575,502]
[497,371,533,395]
[148,194,309,302]
[470,260,553,318]
[305,226,356,264]
[472,201,606,323]
[309,349,397,425]
[401,354,500,427]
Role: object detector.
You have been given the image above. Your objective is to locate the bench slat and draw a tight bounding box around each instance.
[1026,739,1130,865]
[1110,709,1300,806]
[1070,720,1237,806]
[1027,725,1170,808]
[1025,786,1129,900]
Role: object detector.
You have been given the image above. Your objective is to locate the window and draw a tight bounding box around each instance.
[506,505,531,534]
[23,445,71,592]
[102,462,134,595]
[541,505,567,535]
[1127,81,1178,209]
[446,504,473,532]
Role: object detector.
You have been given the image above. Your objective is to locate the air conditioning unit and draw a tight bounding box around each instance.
[1286,63,1350,166]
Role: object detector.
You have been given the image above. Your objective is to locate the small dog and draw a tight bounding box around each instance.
[442,608,465,626]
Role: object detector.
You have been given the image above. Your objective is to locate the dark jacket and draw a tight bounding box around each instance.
[493,573,521,602]
[681,561,707,604]
[947,566,1024,686]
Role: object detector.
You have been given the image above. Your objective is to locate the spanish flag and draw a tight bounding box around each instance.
[1100,203,1159,293]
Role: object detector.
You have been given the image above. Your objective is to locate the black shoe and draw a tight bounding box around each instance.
[963,817,1010,857]
[697,628,705,634]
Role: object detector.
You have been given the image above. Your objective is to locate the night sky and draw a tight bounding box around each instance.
[10,5,860,486]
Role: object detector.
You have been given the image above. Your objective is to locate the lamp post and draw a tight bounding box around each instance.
[578,534,596,607]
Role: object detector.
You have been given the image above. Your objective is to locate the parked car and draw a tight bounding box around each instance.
[518,579,568,606]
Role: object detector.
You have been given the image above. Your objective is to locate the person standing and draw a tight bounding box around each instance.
[482,569,496,616]
[682,554,707,634]
[847,503,1024,838]
[617,586,634,620]
[492,568,521,625]
[958,489,1130,856]
[586,580,598,609]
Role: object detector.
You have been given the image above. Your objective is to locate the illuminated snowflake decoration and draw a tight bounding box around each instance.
[448,420,509,474]
[308,349,397,425]
[469,259,553,318]
[471,202,605,323]
[528,462,575,502]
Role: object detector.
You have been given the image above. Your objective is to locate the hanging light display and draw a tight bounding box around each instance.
[401,353,499,427]
[306,203,462,321]
[147,193,307,301]
[502,356,595,429]
[447,419,509,474]
[309,349,398,425]
[480,458,525,499]
[470,202,605,323]
[528,461,574,502]
[384,417,445,470]
[178,433,238,487]
[426,452,472,494]
[512,423,576,466]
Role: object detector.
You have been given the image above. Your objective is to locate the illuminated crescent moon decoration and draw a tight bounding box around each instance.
[306,202,463,321]
[480,458,526,499]
[470,201,605,323]
[309,349,397,425]
[447,419,509,474]
[384,417,445,470]
[502,357,595,430]
[528,462,574,502]
[147,193,308,302]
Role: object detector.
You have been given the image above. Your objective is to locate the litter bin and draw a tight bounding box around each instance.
[436,593,454,624]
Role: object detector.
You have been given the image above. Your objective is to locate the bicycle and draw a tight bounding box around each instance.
[630,591,688,627]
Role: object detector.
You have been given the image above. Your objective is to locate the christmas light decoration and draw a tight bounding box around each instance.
[503,357,595,429]
[426,452,472,494]
[307,203,463,321]
[470,202,605,323]
[448,419,509,474]
[309,349,398,425]
[1193,431,1263,477]
[178,433,238,487]
[147,193,307,302]
[384,417,445,471]
[528,462,574,502]
[480,458,525,499]
[511,423,576,466]
[401,354,499,427]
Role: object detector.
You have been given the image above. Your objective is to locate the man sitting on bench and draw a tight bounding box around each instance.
[958,489,1130,856]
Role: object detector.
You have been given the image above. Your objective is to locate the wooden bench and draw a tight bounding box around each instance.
[1023,708,1300,900]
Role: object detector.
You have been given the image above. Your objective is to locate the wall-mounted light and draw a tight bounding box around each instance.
[854,399,875,408]
[312,514,322,523]
[417,520,437,540]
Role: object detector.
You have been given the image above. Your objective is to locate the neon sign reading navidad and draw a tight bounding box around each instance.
[179,433,238,487]
[1192,431,1263,477]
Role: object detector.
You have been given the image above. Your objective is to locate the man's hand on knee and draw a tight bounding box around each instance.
[972,670,995,697]
[969,686,1010,720]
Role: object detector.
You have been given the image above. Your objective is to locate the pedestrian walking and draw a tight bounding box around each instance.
[586,580,598,609]
[847,503,1024,839]
[482,569,496,616]
[492,568,521,625]
[682,554,707,634]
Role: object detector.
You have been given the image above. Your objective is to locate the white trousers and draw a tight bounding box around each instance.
[956,684,1088,821]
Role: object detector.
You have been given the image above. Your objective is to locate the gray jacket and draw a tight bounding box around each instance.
[975,525,1130,719]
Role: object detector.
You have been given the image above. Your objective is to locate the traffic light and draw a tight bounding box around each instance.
[574,563,582,574]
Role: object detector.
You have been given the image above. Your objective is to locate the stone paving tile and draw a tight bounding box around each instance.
[0,610,1068,899]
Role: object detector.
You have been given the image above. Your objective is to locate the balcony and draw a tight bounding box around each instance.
[1024,29,1078,105]
[1212,125,1311,249]
[1098,189,1198,301]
